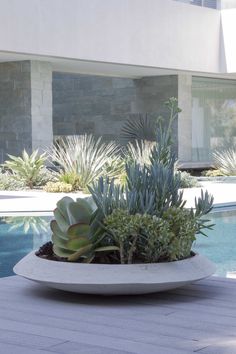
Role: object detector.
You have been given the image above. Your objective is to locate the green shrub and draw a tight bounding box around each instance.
[35,168,58,186]
[202,169,225,177]
[0,169,24,190]
[3,150,47,189]
[58,172,80,190]
[104,207,198,264]
[43,182,73,193]
[178,171,199,188]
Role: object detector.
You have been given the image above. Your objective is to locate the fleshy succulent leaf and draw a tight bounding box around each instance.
[67,237,91,251]
[53,208,70,233]
[50,220,68,240]
[68,201,92,225]
[56,196,74,224]
[67,244,93,261]
[51,233,67,249]
[67,223,90,238]
[53,245,73,258]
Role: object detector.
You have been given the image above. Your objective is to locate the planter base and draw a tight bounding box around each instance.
[14,252,216,295]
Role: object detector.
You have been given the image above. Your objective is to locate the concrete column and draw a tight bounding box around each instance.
[31,61,53,152]
[178,74,192,163]
[0,60,53,162]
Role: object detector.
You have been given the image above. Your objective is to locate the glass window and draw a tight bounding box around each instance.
[203,0,217,8]
[191,77,236,162]
[174,0,218,8]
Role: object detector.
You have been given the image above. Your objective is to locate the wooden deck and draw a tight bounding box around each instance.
[1,276,236,354]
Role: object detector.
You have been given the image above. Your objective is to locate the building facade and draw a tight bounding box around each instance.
[1,0,236,167]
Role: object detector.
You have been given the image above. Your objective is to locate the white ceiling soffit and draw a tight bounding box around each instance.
[0,51,236,80]
[0,51,174,78]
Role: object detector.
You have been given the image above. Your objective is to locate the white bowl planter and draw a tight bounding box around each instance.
[14,251,216,295]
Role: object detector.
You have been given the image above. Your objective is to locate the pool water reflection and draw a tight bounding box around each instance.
[0,215,52,277]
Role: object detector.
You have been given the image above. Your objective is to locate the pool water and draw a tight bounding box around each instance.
[193,209,236,277]
[1,210,236,278]
[0,215,52,277]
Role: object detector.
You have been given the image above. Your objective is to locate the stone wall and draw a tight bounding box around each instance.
[53,73,178,148]
[0,60,53,163]
[0,66,178,162]
[53,73,137,142]
[0,62,32,162]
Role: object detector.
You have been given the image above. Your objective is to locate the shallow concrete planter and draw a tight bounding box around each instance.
[14,251,216,295]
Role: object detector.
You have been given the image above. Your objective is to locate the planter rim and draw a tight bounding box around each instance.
[13,251,216,295]
[32,251,197,266]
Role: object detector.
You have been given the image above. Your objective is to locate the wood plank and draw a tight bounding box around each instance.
[1,276,236,353]
[0,342,57,354]
[0,329,65,349]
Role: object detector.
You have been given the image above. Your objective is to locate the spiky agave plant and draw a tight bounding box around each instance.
[126,140,156,167]
[51,196,119,262]
[4,149,47,189]
[47,134,121,191]
[213,148,236,176]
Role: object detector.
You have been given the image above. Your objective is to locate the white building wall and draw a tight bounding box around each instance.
[0,0,221,73]
[221,8,236,72]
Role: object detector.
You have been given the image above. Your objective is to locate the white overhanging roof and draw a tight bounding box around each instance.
[0,0,235,78]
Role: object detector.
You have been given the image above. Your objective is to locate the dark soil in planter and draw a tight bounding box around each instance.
[35,242,120,263]
[35,242,67,262]
[36,242,195,264]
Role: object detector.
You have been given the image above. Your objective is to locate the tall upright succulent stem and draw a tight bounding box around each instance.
[127,233,138,264]
[120,241,125,264]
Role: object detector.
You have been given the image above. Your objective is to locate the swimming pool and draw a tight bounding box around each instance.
[1,210,236,278]
[193,208,236,277]
[0,214,52,278]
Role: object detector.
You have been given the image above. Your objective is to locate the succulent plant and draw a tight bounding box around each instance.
[51,196,118,262]
[89,98,214,264]
[3,149,47,189]
[37,97,214,265]
[104,207,199,264]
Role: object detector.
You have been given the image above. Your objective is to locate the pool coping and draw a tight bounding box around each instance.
[0,182,236,213]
